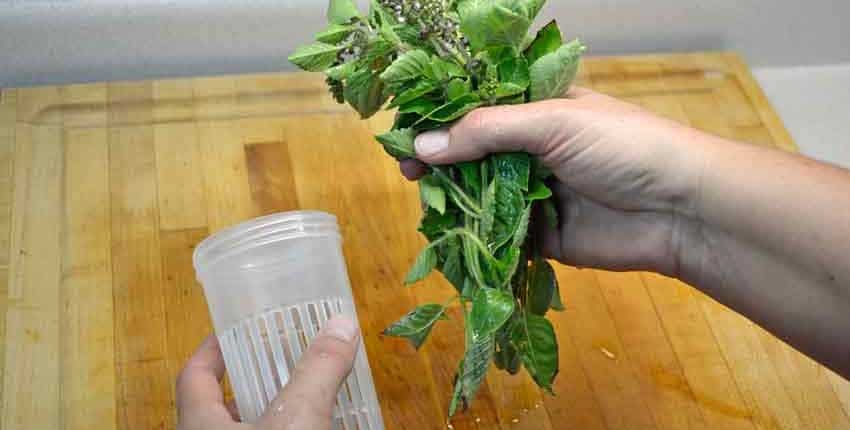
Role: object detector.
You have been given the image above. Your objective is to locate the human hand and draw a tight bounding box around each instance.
[401,88,710,277]
[176,316,360,430]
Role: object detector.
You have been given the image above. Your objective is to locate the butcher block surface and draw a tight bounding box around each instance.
[0,52,848,430]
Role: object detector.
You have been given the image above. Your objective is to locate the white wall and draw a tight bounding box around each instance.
[1,0,849,87]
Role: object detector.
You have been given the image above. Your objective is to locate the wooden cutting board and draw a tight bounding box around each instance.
[0,52,848,430]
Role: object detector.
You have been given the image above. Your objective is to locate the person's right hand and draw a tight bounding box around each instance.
[401,88,711,278]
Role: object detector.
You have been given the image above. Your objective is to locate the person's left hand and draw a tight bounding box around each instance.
[176,316,361,430]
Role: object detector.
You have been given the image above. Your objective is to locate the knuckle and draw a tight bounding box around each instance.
[308,335,356,363]
[461,108,490,134]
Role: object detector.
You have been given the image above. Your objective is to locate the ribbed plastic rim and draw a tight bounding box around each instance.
[193,210,340,277]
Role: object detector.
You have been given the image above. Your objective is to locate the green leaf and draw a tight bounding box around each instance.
[524,20,562,65]
[469,288,515,338]
[512,312,559,391]
[425,57,466,82]
[399,98,440,115]
[316,24,357,44]
[375,128,416,159]
[362,38,396,69]
[542,198,559,229]
[491,179,523,251]
[493,152,531,191]
[527,257,556,315]
[458,0,532,52]
[388,80,439,108]
[344,69,387,118]
[521,0,547,21]
[418,207,457,241]
[527,179,552,201]
[325,61,357,80]
[288,42,344,72]
[457,161,482,198]
[414,93,483,125]
[495,318,521,374]
[420,174,447,214]
[379,49,431,84]
[383,304,447,349]
[451,335,494,416]
[328,0,360,24]
[495,56,530,98]
[488,153,531,250]
[549,271,565,311]
[379,21,402,46]
[393,24,424,47]
[511,204,532,247]
[480,179,496,240]
[529,39,585,101]
[446,78,472,101]
[405,246,438,284]
[441,240,465,293]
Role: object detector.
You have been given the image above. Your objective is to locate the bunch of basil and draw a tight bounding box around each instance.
[289,0,584,416]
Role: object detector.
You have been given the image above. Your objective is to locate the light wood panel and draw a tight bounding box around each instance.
[1,52,847,430]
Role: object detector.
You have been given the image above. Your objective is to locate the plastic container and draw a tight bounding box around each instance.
[193,210,384,429]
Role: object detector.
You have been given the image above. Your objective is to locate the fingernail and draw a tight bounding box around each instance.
[415,130,449,157]
[321,316,359,343]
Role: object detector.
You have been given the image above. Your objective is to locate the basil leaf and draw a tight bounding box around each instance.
[288,42,344,72]
[527,179,553,201]
[521,0,547,21]
[511,312,558,392]
[549,269,565,311]
[375,128,416,159]
[325,61,357,80]
[495,318,521,374]
[446,78,472,101]
[458,0,532,52]
[511,204,532,248]
[441,239,465,293]
[344,69,387,119]
[457,161,482,198]
[529,39,585,101]
[489,153,531,250]
[380,49,431,84]
[383,304,447,349]
[328,0,360,24]
[426,57,466,82]
[527,257,556,315]
[405,245,438,284]
[415,93,483,125]
[450,335,494,416]
[418,207,457,241]
[524,20,563,65]
[316,24,357,44]
[362,38,396,69]
[480,179,496,240]
[495,56,530,98]
[399,98,440,115]
[420,174,447,214]
[388,80,439,108]
[469,287,515,338]
[493,152,531,191]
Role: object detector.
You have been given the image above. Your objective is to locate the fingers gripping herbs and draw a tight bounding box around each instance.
[290,0,583,416]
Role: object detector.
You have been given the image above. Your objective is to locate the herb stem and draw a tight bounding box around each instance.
[432,167,482,214]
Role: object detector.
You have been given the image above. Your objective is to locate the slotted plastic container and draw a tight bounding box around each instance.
[193,210,384,429]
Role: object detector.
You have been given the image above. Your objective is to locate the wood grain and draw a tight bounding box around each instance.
[61,83,116,430]
[0,52,847,430]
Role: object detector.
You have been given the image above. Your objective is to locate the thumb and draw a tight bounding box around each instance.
[414,101,560,164]
[260,316,360,429]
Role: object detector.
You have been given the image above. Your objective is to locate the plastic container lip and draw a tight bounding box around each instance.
[193,210,340,277]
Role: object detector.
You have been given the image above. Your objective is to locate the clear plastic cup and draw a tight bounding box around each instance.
[193,210,384,429]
